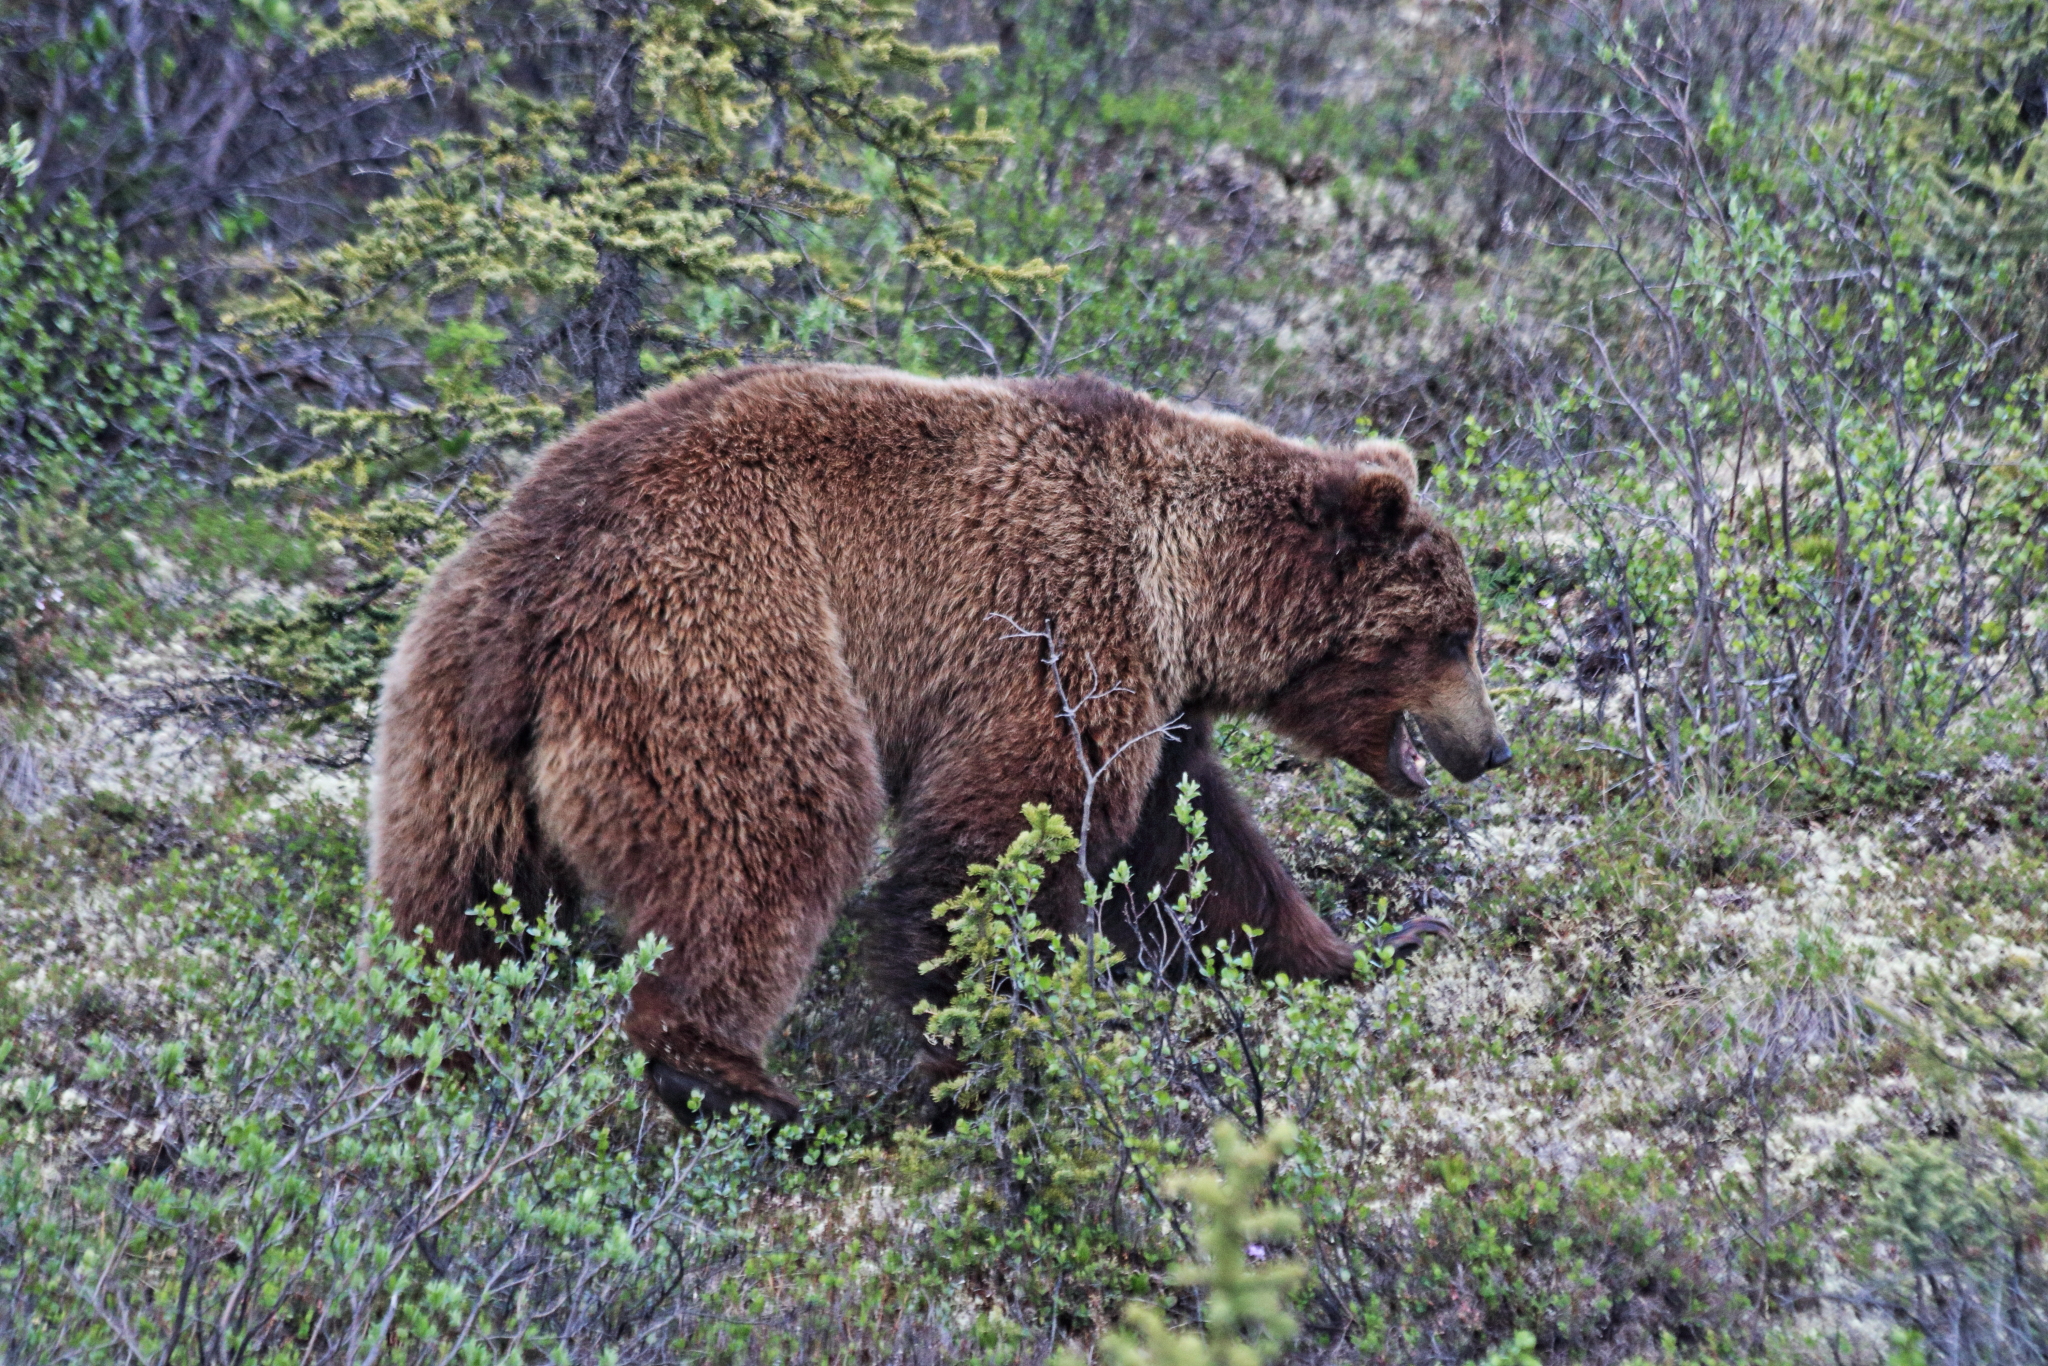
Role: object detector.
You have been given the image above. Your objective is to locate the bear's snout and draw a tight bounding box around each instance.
[1412,664,1508,785]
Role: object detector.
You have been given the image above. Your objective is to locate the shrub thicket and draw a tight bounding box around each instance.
[4,1,2048,1362]
[0,126,201,699]
[1454,0,2048,800]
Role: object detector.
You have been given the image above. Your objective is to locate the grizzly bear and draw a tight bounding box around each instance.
[369,364,1508,1124]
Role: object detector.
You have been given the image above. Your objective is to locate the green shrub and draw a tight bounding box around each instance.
[1453,7,2048,802]
[897,783,1426,1336]
[0,125,201,697]
[0,857,846,1362]
[1854,979,2048,1365]
[1064,1117,1308,1366]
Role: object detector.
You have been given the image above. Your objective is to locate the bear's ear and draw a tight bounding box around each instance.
[1306,456,1414,557]
[1355,439,1419,489]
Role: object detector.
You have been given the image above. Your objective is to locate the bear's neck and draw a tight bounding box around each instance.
[1139,436,1343,717]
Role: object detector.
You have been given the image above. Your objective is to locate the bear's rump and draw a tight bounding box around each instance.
[520,529,885,926]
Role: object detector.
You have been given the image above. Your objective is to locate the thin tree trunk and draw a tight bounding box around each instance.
[579,0,645,413]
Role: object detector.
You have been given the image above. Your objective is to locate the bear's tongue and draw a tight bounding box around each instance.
[1388,714,1430,790]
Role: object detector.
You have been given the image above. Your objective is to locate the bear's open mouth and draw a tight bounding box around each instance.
[1387,713,1430,793]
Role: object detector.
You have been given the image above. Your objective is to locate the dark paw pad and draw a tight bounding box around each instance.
[647,1062,799,1127]
[1377,916,1453,960]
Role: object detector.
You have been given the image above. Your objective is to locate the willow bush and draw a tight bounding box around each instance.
[0,859,824,1363]
[904,788,1424,1332]
[0,127,201,699]
[1454,1,2048,803]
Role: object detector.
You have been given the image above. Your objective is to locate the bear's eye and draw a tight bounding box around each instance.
[1438,631,1472,662]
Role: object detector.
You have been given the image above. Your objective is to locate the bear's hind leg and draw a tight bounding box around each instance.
[531,651,883,1126]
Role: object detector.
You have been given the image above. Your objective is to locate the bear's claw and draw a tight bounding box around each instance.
[1377,916,1453,960]
[647,1061,799,1127]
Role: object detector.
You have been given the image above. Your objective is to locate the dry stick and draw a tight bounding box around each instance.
[984,274,1111,376]
[928,300,1005,375]
[1500,99,1679,796]
[980,615,1201,1249]
[1132,825,1211,980]
[989,614,1186,985]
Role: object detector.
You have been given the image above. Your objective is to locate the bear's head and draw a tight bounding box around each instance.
[1263,440,1510,798]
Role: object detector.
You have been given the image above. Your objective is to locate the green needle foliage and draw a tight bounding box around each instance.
[1064,1117,1307,1366]
[1856,0,2048,289]
[246,0,1047,414]
[222,0,1053,745]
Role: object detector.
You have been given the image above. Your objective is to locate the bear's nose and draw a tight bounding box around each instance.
[1482,735,1512,772]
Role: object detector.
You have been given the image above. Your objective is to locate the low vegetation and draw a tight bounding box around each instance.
[3,0,2045,1361]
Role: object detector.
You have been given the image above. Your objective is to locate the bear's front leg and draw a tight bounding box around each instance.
[1107,716,1359,981]
[858,730,1159,1031]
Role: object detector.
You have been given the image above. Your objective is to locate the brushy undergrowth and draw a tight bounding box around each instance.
[0,837,806,1361]
[8,712,2042,1362]
[5,0,2048,1361]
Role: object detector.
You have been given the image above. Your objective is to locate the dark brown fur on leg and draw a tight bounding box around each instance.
[857,821,1052,1127]
[858,794,1098,1021]
[1106,717,1358,981]
[859,733,1155,1124]
[859,840,982,1023]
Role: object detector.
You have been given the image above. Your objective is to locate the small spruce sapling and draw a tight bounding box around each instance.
[1064,1118,1307,1366]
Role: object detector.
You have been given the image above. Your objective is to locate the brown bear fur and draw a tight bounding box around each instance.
[369,364,1506,1121]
